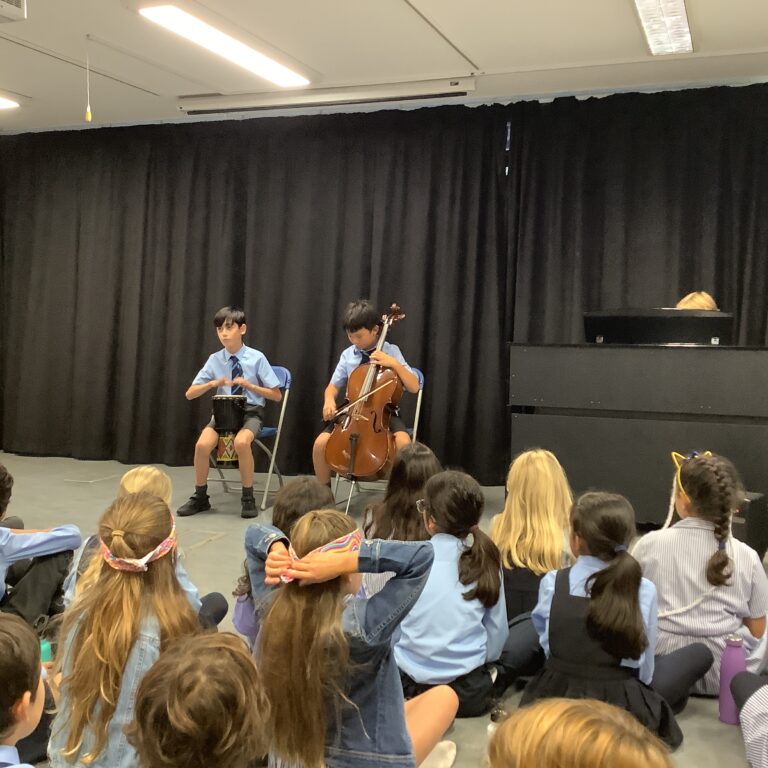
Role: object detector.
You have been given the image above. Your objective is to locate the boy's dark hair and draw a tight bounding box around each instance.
[571,492,648,661]
[679,453,743,587]
[0,614,41,738]
[342,300,381,333]
[0,463,12,518]
[271,477,336,535]
[213,306,246,328]
[364,442,442,541]
[424,470,502,609]
[127,632,267,768]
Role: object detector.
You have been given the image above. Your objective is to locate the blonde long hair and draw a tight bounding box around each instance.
[491,449,572,575]
[75,466,174,599]
[258,510,357,768]
[488,698,672,768]
[118,466,172,506]
[54,493,199,764]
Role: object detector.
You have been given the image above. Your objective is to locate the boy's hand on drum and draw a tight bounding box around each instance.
[231,376,249,389]
[210,377,227,390]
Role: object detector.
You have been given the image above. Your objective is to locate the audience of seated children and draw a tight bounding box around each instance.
[488,698,672,768]
[0,614,48,768]
[234,476,334,645]
[523,491,713,749]
[394,470,508,718]
[63,465,227,628]
[127,632,268,768]
[48,492,200,768]
[362,442,442,596]
[0,462,81,627]
[633,451,768,695]
[258,509,459,768]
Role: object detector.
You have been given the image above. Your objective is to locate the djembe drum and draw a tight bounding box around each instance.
[212,395,246,465]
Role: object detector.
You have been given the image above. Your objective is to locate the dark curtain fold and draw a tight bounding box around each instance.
[507,84,768,346]
[0,106,510,483]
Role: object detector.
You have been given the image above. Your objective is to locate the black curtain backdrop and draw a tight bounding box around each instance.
[507,85,768,346]
[0,106,510,483]
[1,86,767,485]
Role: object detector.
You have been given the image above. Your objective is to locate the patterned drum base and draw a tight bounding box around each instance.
[217,433,239,466]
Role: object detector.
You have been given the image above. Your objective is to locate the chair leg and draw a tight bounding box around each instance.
[209,454,231,494]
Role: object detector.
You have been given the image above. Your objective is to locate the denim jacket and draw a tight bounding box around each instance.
[245,524,434,768]
[48,614,162,768]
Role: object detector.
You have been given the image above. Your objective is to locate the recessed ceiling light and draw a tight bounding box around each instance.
[0,97,19,109]
[634,0,693,56]
[139,4,309,87]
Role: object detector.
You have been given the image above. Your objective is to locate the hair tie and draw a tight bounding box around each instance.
[101,517,177,573]
[718,540,727,551]
[614,544,627,555]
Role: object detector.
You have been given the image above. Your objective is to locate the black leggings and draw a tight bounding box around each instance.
[732,671,768,712]
[651,643,714,713]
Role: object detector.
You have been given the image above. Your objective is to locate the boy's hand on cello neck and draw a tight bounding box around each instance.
[369,351,419,394]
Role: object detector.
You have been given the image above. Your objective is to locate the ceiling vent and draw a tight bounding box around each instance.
[0,0,26,22]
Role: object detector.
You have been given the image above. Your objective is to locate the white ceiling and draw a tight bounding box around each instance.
[1,0,768,133]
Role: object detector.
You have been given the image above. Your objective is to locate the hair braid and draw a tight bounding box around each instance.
[681,454,742,587]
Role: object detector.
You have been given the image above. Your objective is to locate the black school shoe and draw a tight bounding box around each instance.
[177,492,211,517]
[241,494,258,519]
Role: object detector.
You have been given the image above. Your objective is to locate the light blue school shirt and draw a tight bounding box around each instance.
[532,555,658,684]
[330,342,412,390]
[192,345,279,406]
[393,533,508,684]
[0,744,33,767]
[0,525,81,601]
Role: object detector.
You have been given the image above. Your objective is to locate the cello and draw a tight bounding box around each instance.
[324,304,406,480]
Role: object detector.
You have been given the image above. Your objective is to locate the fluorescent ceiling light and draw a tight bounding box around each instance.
[0,96,19,109]
[634,0,693,56]
[138,4,309,87]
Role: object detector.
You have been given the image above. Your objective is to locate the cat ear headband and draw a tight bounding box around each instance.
[671,450,713,501]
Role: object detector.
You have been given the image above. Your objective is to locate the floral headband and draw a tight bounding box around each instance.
[671,450,713,501]
[100,518,177,573]
[280,529,362,584]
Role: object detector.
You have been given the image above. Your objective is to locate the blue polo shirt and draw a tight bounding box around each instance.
[0,744,34,766]
[192,345,279,407]
[330,342,412,389]
[0,525,81,601]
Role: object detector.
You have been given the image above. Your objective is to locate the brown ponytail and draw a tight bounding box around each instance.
[679,454,743,587]
[571,492,647,660]
[425,471,502,608]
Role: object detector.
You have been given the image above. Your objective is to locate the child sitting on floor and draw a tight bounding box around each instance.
[0,614,48,768]
[127,632,268,768]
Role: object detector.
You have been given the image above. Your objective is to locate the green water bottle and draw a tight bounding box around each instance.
[40,639,52,664]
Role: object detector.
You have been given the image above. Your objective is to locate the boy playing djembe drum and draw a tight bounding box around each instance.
[177,307,281,519]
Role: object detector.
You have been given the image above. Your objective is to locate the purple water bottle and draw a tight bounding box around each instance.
[719,634,747,724]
